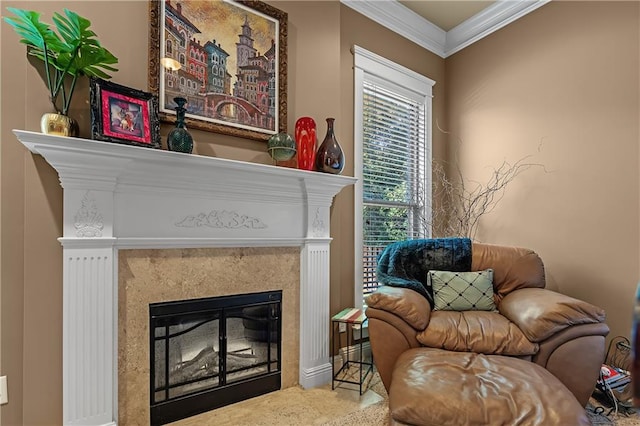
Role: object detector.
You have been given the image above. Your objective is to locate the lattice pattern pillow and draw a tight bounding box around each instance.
[428,269,496,311]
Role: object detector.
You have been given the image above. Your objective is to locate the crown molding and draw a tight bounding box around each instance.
[341,0,447,57]
[445,0,551,57]
[341,0,550,59]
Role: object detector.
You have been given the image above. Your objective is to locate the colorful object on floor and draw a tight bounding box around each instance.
[294,116,317,170]
[315,117,345,174]
[267,132,296,162]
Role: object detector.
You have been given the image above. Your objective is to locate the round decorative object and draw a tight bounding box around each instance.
[267,132,296,162]
[315,118,345,174]
[167,97,194,153]
[294,117,317,171]
[41,113,79,137]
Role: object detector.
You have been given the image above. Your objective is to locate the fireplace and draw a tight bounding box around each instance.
[149,291,282,425]
[13,130,355,426]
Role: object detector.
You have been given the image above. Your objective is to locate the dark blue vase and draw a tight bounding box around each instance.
[315,118,345,174]
[167,97,193,153]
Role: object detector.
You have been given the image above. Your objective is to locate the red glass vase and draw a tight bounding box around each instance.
[294,117,317,171]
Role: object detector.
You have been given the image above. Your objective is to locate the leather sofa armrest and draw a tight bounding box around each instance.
[499,288,606,342]
[365,286,431,330]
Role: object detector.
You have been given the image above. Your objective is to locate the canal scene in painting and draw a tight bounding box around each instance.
[162,1,278,133]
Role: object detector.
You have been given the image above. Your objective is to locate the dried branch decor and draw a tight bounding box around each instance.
[428,128,548,240]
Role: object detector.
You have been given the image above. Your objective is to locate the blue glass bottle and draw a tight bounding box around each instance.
[167,97,193,153]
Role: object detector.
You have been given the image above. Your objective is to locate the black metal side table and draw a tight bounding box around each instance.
[331,308,373,394]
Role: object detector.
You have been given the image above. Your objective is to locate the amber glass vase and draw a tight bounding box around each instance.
[315,118,345,174]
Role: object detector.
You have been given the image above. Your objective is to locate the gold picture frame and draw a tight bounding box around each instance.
[149,0,288,141]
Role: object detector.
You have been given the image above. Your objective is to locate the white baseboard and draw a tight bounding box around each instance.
[300,362,332,389]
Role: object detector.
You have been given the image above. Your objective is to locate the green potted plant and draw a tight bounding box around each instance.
[3,7,118,136]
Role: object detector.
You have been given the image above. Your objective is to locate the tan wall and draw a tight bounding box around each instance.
[445,1,640,340]
[1,1,28,424]
[0,1,443,423]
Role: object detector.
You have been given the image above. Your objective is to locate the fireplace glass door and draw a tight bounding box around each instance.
[150,291,282,425]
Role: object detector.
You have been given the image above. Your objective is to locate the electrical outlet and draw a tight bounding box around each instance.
[338,322,346,333]
[0,376,7,405]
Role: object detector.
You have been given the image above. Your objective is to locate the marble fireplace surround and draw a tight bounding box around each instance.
[14,130,356,426]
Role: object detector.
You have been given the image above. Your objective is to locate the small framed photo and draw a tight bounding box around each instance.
[90,78,161,148]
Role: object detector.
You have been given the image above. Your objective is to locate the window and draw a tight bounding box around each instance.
[353,46,434,306]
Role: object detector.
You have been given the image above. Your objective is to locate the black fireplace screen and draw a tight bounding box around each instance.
[149,291,282,425]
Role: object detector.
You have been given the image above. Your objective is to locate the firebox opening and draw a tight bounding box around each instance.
[149,290,282,425]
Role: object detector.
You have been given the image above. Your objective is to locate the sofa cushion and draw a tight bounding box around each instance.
[499,288,606,342]
[417,310,538,356]
[429,269,496,311]
[365,286,432,330]
[389,348,591,426]
[471,242,545,304]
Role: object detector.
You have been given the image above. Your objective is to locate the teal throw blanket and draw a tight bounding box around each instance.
[375,237,472,306]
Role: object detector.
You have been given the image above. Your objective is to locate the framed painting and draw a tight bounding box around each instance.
[89,78,161,149]
[148,0,288,141]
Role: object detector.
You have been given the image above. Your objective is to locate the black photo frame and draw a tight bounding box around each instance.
[90,77,161,149]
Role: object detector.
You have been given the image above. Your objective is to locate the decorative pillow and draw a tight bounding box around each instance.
[428,269,496,311]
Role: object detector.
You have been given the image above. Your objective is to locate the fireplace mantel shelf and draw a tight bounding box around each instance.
[14,130,355,205]
[14,129,356,248]
[13,129,356,426]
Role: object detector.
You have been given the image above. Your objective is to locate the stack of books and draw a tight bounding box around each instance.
[597,364,631,392]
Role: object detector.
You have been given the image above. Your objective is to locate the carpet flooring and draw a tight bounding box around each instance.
[170,367,387,425]
[170,369,640,426]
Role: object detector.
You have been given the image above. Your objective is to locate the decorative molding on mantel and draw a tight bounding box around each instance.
[14,129,355,426]
[14,129,356,242]
[341,0,550,58]
[14,130,354,205]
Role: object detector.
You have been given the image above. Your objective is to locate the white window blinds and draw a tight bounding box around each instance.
[353,46,434,301]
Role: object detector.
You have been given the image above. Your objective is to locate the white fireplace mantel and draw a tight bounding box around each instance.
[13,130,356,426]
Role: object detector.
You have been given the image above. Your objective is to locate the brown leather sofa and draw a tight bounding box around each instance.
[365,241,609,410]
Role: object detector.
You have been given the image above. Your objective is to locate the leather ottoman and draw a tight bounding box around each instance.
[388,348,590,426]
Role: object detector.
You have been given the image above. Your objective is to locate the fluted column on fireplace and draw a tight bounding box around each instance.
[14,130,356,426]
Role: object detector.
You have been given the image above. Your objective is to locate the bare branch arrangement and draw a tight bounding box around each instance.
[426,129,547,240]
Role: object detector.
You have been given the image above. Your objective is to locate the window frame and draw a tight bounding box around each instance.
[353,45,435,306]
